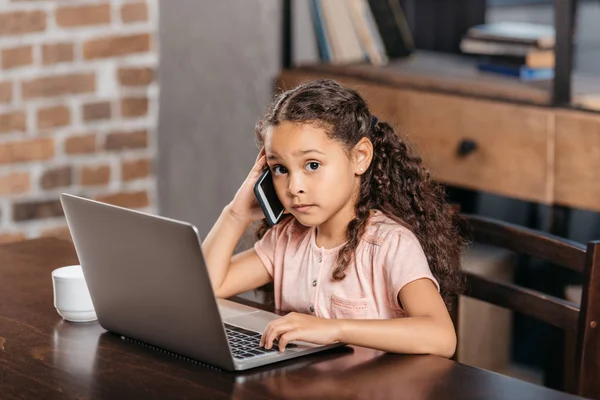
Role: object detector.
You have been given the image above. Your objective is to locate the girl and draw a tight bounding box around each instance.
[202,79,466,358]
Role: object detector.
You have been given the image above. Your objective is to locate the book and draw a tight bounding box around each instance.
[293,0,320,64]
[480,52,554,69]
[466,22,555,49]
[461,37,542,57]
[574,94,600,111]
[477,61,554,81]
[367,0,414,58]
[319,0,366,64]
[347,0,388,66]
[310,0,332,62]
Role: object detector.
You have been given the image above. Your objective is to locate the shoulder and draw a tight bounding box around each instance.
[362,210,421,248]
[364,212,434,290]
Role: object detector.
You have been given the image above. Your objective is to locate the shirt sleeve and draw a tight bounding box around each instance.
[383,230,440,309]
[253,218,292,278]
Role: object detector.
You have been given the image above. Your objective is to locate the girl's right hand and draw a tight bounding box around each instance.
[226,147,269,225]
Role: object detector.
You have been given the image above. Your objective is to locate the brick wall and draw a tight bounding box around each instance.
[0,1,158,243]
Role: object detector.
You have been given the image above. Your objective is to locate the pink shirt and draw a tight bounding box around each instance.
[254,210,439,319]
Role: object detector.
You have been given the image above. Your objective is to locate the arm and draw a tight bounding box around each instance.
[336,278,456,357]
[202,147,273,298]
[261,278,456,358]
[201,206,272,298]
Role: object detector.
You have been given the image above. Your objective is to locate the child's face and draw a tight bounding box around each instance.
[264,121,360,227]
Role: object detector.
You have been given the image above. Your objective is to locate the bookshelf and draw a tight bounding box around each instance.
[277,0,600,215]
[281,0,600,112]
[287,51,600,111]
[553,0,577,106]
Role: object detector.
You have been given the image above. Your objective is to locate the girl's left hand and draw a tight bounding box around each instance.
[260,312,342,352]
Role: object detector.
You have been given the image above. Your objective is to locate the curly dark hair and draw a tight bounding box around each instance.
[254,79,466,309]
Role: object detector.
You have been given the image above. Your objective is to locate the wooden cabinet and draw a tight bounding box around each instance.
[402,91,552,204]
[277,70,408,125]
[555,112,600,211]
[277,68,600,212]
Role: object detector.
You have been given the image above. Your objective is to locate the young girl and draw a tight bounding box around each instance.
[202,79,466,358]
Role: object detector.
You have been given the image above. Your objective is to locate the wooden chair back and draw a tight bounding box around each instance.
[460,214,600,399]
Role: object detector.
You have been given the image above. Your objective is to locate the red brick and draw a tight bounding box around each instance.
[40,166,72,190]
[82,101,111,121]
[122,158,151,181]
[95,190,148,209]
[105,130,147,150]
[117,66,153,86]
[42,43,74,65]
[37,105,70,130]
[0,11,46,37]
[80,164,110,186]
[0,138,55,164]
[56,4,111,28]
[0,171,29,195]
[22,73,95,100]
[64,133,96,154]
[2,45,33,69]
[13,199,63,221]
[0,111,26,133]
[83,33,150,60]
[121,2,148,23]
[121,96,147,118]
[0,82,12,103]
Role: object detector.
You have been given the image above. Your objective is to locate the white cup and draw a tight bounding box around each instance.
[51,265,97,323]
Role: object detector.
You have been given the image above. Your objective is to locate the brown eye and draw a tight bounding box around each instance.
[273,165,287,175]
[305,162,320,172]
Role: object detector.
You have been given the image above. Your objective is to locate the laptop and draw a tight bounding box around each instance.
[59,193,344,371]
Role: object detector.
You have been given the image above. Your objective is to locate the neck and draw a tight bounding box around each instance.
[315,196,357,249]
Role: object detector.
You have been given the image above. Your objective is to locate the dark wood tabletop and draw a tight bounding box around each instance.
[0,238,590,400]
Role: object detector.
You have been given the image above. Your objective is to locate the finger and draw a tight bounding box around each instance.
[261,314,292,348]
[260,323,273,347]
[253,155,267,172]
[278,331,299,352]
[266,324,289,350]
[254,147,266,164]
[265,326,280,350]
[262,323,279,349]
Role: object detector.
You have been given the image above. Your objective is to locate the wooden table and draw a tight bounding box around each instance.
[0,238,590,399]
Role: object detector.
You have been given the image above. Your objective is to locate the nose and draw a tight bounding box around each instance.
[287,172,305,195]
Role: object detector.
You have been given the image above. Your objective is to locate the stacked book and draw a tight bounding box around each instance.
[310,0,414,66]
[460,22,555,81]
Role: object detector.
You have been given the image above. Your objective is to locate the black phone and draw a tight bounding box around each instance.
[253,168,285,226]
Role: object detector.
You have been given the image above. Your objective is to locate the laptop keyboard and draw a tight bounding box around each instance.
[224,323,297,360]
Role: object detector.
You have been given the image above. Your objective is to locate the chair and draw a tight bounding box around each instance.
[459,214,600,399]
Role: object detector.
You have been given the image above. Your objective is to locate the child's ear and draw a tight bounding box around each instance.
[353,137,373,175]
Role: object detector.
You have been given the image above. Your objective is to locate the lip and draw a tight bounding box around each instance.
[292,204,315,213]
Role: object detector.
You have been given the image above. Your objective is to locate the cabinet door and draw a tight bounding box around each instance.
[403,91,552,203]
[555,111,600,212]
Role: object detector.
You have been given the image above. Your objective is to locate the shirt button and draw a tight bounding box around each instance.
[318,256,322,262]
[312,280,317,287]
[309,305,315,313]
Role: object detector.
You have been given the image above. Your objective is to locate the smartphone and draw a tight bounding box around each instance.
[253,168,285,226]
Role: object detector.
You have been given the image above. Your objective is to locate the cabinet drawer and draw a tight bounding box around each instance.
[278,71,553,203]
[555,112,600,212]
[403,91,552,203]
[278,70,409,129]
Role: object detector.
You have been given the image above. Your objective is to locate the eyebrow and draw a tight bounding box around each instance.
[267,149,325,160]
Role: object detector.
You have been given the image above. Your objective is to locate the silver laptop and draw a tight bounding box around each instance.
[60,193,344,371]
